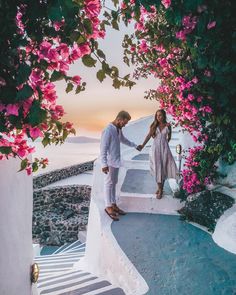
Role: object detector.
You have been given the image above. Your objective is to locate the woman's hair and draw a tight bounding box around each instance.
[150,109,167,137]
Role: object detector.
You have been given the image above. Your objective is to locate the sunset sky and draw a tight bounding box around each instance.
[56,5,160,138]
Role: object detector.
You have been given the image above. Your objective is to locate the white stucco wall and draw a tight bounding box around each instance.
[0,157,35,295]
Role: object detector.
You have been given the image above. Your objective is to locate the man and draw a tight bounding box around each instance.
[100,110,138,221]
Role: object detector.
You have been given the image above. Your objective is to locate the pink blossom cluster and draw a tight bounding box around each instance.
[126,5,215,193]
[182,146,203,193]
[1,1,104,173]
[134,5,157,33]
[161,0,171,9]
[176,15,198,41]
[15,5,26,35]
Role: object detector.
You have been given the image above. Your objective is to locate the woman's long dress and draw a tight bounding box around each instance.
[149,125,178,183]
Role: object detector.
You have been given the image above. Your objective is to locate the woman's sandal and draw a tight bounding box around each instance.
[104,209,119,221]
[156,190,163,199]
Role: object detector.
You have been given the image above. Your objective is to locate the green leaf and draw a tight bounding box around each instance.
[97,49,106,59]
[75,85,86,94]
[27,101,47,126]
[0,146,12,155]
[66,82,74,93]
[48,5,63,21]
[111,19,119,30]
[77,35,86,44]
[111,10,118,19]
[197,56,208,69]
[111,66,119,76]
[103,11,111,19]
[16,85,34,101]
[42,136,50,147]
[112,78,121,89]
[56,121,63,133]
[82,55,97,67]
[123,74,130,80]
[32,162,39,172]
[111,0,119,7]
[96,69,106,82]
[102,61,110,72]
[70,31,80,42]
[16,64,32,85]
[51,71,64,82]
[83,19,93,35]
[62,129,69,141]
[19,159,28,171]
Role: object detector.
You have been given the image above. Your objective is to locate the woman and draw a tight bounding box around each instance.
[138,110,178,199]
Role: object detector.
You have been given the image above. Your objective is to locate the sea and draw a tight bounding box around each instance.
[32,141,100,175]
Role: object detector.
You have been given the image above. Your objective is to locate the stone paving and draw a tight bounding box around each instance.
[112,213,236,295]
[121,169,172,195]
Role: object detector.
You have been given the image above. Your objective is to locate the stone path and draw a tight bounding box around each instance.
[112,213,236,295]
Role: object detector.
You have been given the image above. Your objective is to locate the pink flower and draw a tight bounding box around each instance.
[85,0,101,17]
[204,70,211,77]
[139,40,148,53]
[65,122,73,129]
[71,44,82,60]
[41,158,49,166]
[0,77,6,87]
[207,21,216,30]
[201,106,212,113]
[182,15,197,31]
[135,22,145,31]
[79,43,91,57]
[16,10,25,35]
[26,167,32,175]
[176,31,186,41]
[29,127,43,139]
[17,147,27,158]
[53,20,65,31]
[121,2,127,9]
[161,0,171,9]
[59,43,69,59]
[197,96,203,103]
[72,75,81,85]
[6,104,19,116]
[192,77,198,84]
[130,45,136,52]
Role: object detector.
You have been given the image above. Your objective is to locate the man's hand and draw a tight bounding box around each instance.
[102,166,109,174]
[136,145,143,151]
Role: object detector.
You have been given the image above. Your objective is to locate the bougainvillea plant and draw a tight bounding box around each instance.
[107,0,236,194]
[0,0,134,174]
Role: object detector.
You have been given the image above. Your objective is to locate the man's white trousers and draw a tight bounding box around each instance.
[104,166,119,207]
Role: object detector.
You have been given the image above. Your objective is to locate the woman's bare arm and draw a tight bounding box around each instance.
[141,132,152,147]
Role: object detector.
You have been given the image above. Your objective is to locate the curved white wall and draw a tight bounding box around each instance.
[0,158,35,295]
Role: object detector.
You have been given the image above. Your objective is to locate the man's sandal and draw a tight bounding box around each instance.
[105,209,119,221]
[112,205,126,215]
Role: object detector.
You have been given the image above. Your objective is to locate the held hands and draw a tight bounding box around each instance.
[102,166,109,174]
[136,144,144,151]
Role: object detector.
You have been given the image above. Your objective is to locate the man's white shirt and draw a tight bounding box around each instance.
[100,123,137,168]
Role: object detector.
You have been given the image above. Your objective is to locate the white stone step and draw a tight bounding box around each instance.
[119,193,183,215]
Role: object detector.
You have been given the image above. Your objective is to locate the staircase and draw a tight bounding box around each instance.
[35,241,125,295]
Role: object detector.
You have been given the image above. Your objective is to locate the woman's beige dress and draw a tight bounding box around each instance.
[149,125,178,183]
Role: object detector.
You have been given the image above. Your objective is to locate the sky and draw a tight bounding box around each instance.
[56,3,160,138]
